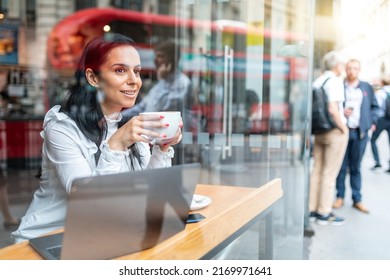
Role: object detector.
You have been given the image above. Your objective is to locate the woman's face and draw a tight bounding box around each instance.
[94,45,142,116]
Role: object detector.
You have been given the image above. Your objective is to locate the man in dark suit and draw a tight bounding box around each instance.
[333,59,379,213]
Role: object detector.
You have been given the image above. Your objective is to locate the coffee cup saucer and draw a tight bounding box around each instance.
[190,194,212,211]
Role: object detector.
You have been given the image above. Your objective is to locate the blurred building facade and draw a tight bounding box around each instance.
[311,0,338,77]
[313,0,390,82]
[336,0,390,82]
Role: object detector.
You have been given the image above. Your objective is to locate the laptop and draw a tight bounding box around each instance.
[29,163,201,260]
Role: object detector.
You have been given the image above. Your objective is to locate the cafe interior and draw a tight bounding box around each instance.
[0,0,313,260]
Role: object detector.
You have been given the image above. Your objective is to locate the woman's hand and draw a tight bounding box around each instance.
[157,121,183,152]
[107,114,168,151]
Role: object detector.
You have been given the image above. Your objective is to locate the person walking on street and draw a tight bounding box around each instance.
[309,51,349,225]
[333,59,379,213]
[370,76,390,172]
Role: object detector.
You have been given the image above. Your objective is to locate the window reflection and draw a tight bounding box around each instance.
[0,1,312,260]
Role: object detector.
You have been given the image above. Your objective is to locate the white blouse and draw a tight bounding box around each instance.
[12,105,174,242]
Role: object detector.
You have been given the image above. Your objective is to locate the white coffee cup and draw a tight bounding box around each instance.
[139,111,181,140]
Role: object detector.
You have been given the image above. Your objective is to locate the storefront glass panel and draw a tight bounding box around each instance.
[177,0,313,259]
[0,0,313,259]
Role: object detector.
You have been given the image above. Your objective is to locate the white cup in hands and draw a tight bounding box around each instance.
[139,111,182,143]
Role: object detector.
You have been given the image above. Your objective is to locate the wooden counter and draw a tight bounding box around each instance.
[0,178,282,260]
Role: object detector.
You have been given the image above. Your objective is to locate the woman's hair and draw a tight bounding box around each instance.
[61,33,142,168]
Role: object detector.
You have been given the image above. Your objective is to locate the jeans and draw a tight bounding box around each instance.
[370,117,390,165]
[336,129,368,203]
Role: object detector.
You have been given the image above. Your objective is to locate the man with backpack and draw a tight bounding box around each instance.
[370,76,390,173]
[309,51,349,225]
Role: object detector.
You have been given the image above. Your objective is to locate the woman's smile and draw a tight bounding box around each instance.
[120,89,138,98]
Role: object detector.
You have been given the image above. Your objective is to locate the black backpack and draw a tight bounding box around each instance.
[311,77,336,134]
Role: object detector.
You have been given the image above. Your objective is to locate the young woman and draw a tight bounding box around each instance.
[12,33,182,242]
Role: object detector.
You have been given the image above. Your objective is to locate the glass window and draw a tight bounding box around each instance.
[316,0,333,16]
[178,0,312,259]
[158,0,171,15]
[26,0,36,27]
[0,0,8,14]
[110,0,142,11]
[75,0,96,11]
[0,0,314,260]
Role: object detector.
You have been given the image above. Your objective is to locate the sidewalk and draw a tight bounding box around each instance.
[308,132,390,259]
